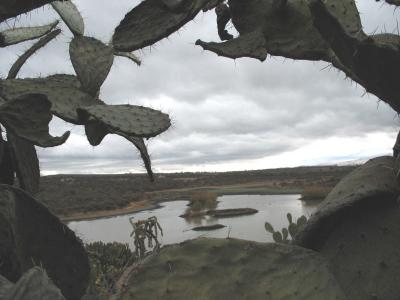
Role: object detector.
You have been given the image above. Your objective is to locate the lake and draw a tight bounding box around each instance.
[68,194,318,248]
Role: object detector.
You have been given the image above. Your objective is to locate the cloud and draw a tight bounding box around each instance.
[1,0,399,174]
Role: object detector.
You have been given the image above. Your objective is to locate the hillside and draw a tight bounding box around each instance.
[36,165,357,218]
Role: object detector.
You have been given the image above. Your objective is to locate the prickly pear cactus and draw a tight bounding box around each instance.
[0,0,58,22]
[112,0,221,51]
[69,36,114,96]
[297,156,400,300]
[0,185,90,300]
[265,213,307,243]
[309,0,400,113]
[0,74,101,124]
[0,94,70,147]
[51,0,84,36]
[77,104,171,138]
[0,21,59,47]
[0,267,65,300]
[122,238,347,300]
[0,0,174,188]
[7,29,61,80]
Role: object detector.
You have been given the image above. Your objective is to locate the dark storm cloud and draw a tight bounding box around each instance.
[1,1,399,173]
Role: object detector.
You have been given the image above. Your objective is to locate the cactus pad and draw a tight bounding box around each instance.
[0,21,59,47]
[69,36,114,96]
[0,0,57,22]
[77,104,171,138]
[297,156,400,248]
[196,31,268,61]
[1,267,65,300]
[114,51,142,66]
[198,0,361,62]
[297,156,400,300]
[122,134,154,181]
[8,29,61,80]
[382,0,400,6]
[0,94,70,147]
[6,134,40,195]
[84,121,109,146]
[0,185,90,300]
[0,75,100,124]
[309,0,400,113]
[51,0,84,36]
[112,0,219,51]
[122,238,347,300]
[161,0,186,11]
[84,123,155,180]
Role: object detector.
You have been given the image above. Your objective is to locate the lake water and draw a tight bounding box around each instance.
[68,194,318,248]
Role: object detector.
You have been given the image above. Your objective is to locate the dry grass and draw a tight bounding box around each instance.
[300,186,333,201]
[188,191,218,211]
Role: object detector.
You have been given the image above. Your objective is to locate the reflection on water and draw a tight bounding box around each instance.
[68,194,318,248]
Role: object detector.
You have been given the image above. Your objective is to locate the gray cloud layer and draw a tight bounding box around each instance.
[0,1,399,174]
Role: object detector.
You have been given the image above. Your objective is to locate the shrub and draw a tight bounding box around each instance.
[300,186,333,201]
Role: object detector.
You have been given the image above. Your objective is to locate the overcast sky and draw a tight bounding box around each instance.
[0,0,399,175]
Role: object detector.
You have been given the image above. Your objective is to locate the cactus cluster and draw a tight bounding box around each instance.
[265,213,307,244]
[195,0,400,115]
[129,216,163,258]
[294,156,400,300]
[0,0,177,297]
[0,0,173,188]
[0,184,90,299]
[1,0,400,299]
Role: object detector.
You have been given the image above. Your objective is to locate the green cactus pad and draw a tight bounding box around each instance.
[309,0,400,113]
[122,134,154,181]
[0,75,101,124]
[287,212,293,224]
[69,36,114,96]
[112,0,218,51]
[0,274,13,298]
[84,122,155,180]
[114,50,142,66]
[51,0,84,36]
[297,156,400,300]
[196,31,268,61]
[199,0,361,62]
[0,138,15,187]
[273,231,283,243]
[161,0,186,11]
[221,0,329,61]
[0,21,59,47]
[84,121,109,146]
[264,222,274,233]
[6,134,40,195]
[0,185,90,300]
[8,29,61,80]
[297,156,400,249]
[122,238,347,300]
[1,267,65,300]
[77,104,171,138]
[0,0,57,22]
[282,228,289,241]
[0,94,70,147]
[385,0,400,5]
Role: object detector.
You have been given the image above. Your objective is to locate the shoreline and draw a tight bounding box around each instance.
[60,200,161,222]
[59,182,303,223]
